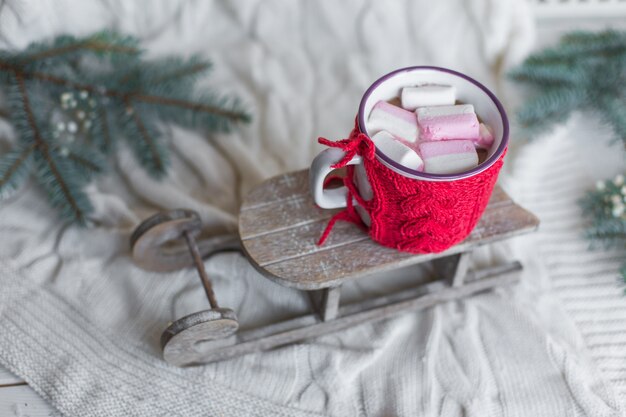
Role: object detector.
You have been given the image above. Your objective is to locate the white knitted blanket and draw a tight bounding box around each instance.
[1,1,625,416]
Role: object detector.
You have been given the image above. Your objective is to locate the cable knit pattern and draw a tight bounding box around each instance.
[318,124,505,253]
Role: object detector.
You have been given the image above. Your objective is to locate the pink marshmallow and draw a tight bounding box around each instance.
[474,123,495,149]
[371,131,423,171]
[416,104,479,141]
[418,139,478,174]
[367,101,419,143]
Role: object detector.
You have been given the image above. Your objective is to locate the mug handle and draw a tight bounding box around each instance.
[309,148,362,209]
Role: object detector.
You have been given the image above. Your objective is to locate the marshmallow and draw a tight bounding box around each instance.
[401,85,456,110]
[372,131,423,171]
[418,139,478,174]
[475,123,495,149]
[416,104,479,141]
[367,101,419,143]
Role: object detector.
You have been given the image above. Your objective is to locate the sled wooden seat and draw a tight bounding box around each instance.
[239,169,540,291]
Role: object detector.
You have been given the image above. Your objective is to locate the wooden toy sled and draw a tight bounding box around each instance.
[131,169,539,367]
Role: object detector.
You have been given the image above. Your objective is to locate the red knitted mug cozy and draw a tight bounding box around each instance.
[317,123,505,254]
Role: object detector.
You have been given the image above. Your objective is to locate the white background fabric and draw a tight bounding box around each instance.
[0,1,625,416]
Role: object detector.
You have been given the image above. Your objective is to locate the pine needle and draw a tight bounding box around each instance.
[0,143,34,198]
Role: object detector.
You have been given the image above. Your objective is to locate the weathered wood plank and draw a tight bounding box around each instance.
[242,219,369,267]
[242,171,311,211]
[0,385,58,416]
[239,198,336,239]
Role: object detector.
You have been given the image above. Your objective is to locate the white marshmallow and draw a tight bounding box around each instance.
[371,131,424,171]
[367,101,419,143]
[416,104,475,118]
[401,85,456,110]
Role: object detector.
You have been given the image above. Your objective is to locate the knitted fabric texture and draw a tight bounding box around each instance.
[318,125,505,253]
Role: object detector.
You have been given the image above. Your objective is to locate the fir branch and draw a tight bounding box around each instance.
[66,151,101,172]
[133,93,248,122]
[21,38,139,63]
[599,96,626,144]
[123,100,167,177]
[15,73,86,222]
[561,30,626,53]
[62,145,107,180]
[124,56,212,87]
[148,62,210,85]
[0,62,249,123]
[0,145,33,185]
[510,30,626,143]
[33,146,92,224]
[585,230,626,248]
[579,175,626,284]
[524,30,626,65]
[0,31,251,224]
[509,63,581,85]
[94,105,113,152]
[0,143,34,198]
[517,87,586,129]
